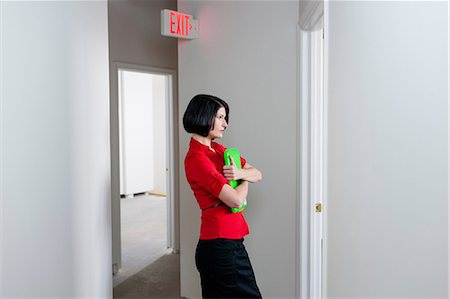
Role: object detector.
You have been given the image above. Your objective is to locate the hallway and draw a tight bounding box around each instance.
[1,1,448,298]
[113,194,180,298]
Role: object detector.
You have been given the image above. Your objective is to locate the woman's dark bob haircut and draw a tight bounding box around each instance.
[183,94,229,137]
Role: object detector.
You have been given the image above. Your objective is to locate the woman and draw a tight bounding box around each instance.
[183,94,263,298]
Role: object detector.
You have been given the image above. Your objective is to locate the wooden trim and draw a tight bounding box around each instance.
[297,25,325,299]
[310,29,324,299]
[146,190,167,197]
[297,25,311,299]
[323,2,329,297]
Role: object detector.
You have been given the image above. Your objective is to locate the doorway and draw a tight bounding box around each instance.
[110,64,178,287]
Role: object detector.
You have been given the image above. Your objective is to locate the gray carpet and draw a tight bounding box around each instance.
[113,252,181,299]
[113,194,180,297]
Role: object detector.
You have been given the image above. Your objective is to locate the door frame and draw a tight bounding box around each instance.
[296,25,325,299]
[110,62,179,274]
[323,3,329,297]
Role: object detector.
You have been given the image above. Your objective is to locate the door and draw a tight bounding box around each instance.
[110,63,178,276]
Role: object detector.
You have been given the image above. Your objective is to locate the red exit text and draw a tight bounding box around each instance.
[170,11,193,37]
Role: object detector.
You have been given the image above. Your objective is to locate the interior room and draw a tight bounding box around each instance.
[1,0,448,298]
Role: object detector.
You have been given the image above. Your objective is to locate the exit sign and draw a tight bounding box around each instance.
[161,9,199,39]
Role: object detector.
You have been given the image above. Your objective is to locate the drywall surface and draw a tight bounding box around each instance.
[108,0,178,70]
[178,1,299,298]
[1,1,111,297]
[326,1,448,298]
[119,71,155,195]
[152,75,168,193]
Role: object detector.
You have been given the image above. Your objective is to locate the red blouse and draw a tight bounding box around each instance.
[184,138,249,240]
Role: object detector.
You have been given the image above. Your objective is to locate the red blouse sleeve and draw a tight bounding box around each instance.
[240,156,247,168]
[185,153,228,198]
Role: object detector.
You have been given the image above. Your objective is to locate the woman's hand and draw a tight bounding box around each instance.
[223,156,262,183]
[223,156,243,181]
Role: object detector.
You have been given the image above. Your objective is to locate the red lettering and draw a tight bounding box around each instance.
[181,14,184,36]
[167,11,194,37]
[185,15,190,36]
[176,14,182,35]
[170,12,176,34]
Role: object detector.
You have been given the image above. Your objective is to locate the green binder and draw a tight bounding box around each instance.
[224,148,246,213]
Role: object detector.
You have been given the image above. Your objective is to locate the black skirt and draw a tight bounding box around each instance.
[195,238,262,299]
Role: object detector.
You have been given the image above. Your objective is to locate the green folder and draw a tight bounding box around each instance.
[224,148,246,213]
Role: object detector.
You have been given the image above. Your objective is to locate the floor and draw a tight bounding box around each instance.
[113,194,181,298]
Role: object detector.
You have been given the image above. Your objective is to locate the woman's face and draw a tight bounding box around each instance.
[208,107,228,139]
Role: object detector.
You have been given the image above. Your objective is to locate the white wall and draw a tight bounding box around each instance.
[119,70,154,195]
[326,1,448,298]
[178,1,299,298]
[153,75,168,193]
[1,1,111,297]
[119,72,167,196]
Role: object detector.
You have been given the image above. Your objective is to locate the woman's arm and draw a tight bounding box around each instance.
[218,181,249,208]
[240,163,262,183]
[223,160,262,183]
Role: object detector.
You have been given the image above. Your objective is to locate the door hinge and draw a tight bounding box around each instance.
[315,203,322,213]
